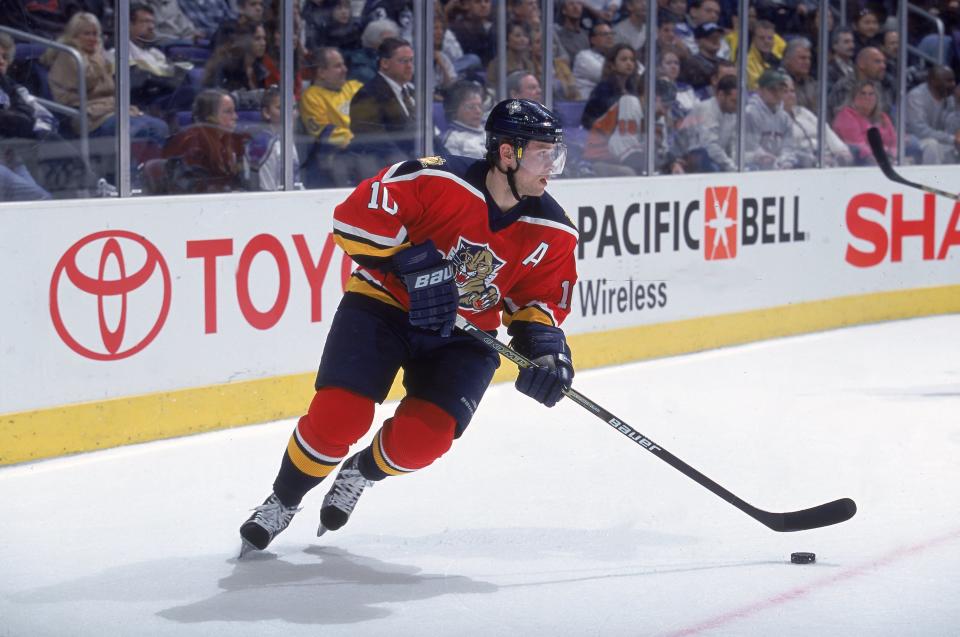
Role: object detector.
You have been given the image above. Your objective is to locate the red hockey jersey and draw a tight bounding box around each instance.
[332,156,579,332]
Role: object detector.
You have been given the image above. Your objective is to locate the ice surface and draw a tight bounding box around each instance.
[2,316,959,636]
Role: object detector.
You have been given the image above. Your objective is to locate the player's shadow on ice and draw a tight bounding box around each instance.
[156,545,498,625]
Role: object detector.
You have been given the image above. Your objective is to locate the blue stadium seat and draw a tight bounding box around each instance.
[553,100,585,129]
[433,101,447,132]
[165,45,212,65]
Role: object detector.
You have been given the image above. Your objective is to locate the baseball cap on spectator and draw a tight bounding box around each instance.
[694,22,724,39]
[757,68,789,89]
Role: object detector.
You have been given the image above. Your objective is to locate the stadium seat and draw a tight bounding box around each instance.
[165,45,212,65]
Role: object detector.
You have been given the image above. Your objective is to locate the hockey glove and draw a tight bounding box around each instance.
[510,323,574,408]
[394,240,459,337]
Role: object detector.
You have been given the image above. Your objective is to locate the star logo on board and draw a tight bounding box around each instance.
[704,186,738,260]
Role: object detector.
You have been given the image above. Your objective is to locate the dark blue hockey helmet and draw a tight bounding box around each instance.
[485,99,566,176]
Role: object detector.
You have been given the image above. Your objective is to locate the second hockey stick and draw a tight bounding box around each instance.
[455,315,857,533]
[867,127,960,201]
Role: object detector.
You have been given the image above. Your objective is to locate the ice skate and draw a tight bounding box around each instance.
[238,493,301,557]
[317,454,374,536]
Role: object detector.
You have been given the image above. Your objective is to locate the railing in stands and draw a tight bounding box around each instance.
[0,25,90,170]
[908,4,946,67]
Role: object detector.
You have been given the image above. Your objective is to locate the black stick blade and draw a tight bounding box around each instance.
[764,498,858,532]
[867,126,960,201]
[866,127,902,183]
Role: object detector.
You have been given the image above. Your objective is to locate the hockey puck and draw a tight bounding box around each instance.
[790,552,816,564]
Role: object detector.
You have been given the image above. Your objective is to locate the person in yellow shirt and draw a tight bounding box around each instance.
[300,46,362,186]
[725,12,787,90]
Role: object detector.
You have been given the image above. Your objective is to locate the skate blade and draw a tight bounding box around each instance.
[238,538,259,559]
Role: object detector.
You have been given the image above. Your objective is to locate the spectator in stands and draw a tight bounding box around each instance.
[211,0,265,50]
[880,29,898,67]
[656,10,687,57]
[161,88,249,193]
[694,58,736,100]
[785,1,832,53]
[449,0,496,68]
[144,0,203,45]
[247,86,300,190]
[433,12,458,97]
[304,0,363,52]
[782,76,852,167]
[348,18,401,83]
[507,70,543,101]
[528,25,577,102]
[852,7,883,53]
[581,43,644,176]
[0,0,70,40]
[681,22,724,92]
[659,48,697,120]
[745,20,781,90]
[439,80,486,158]
[582,43,640,127]
[725,5,785,64]
[300,46,361,186]
[509,0,541,27]
[780,37,817,114]
[1,32,95,198]
[0,162,50,200]
[574,21,616,100]
[906,65,960,165]
[1,34,55,141]
[744,68,798,170]
[123,4,196,114]
[302,47,362,146]
[582,0,621,22]
[613,0,647,51]
[832,78,896,164]
[1,33,51,200]
[554,0,590,65]
[203,22,270,99]
[676,0,722,55]
[439,3,483,78]
[262,11,309,100]
[360,0,414,43]
[349,37,416,176]
[488,22,540,80]
[828,26,856,85]
[45,13,169,145]
[680,73,738,172]
[827,46,891,121]
[177,0,237,42]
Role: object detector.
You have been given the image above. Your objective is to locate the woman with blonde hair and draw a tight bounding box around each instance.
[45,12,168,145]
[831,78,896,164]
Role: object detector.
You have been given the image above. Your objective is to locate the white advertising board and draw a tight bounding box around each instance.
[2,165,959,415]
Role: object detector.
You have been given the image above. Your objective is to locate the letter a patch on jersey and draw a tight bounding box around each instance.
[522,242,549,266]
[448,238,505,312]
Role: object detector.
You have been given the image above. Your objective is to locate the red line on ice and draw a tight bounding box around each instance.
[665,527,960,637]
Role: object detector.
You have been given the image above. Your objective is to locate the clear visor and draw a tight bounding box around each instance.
[518,143,567,177]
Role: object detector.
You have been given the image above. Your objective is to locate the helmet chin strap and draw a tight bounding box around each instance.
[497,146,524,202]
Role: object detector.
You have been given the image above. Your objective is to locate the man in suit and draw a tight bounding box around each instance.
[349,37,417,177]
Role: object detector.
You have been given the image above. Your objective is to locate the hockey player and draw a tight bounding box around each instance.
[239,98,579,556]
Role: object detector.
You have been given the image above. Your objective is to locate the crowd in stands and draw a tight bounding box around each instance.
[2,0,960,202]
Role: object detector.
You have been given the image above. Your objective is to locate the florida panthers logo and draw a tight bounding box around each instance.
[448,238,505,312]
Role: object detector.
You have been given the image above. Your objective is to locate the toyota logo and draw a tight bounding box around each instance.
[49,230,172,361]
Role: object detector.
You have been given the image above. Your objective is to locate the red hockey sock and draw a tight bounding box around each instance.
[274,387,377,506]
[298,386,376,460]
[365,398,456,477]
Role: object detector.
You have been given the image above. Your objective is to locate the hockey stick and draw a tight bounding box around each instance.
[867,127,960,201]
[456,315,857,532]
